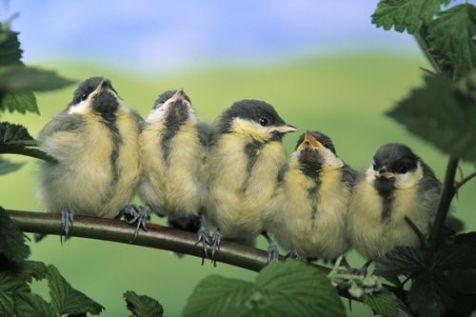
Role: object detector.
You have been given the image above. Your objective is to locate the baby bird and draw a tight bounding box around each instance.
[265,131,356,261]
[347,143,440,265]
[138,89,212,234]
[203,99,296,259]
[37,77,142,238]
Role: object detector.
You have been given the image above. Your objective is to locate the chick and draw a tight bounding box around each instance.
[203,99,296,259]
[265,131,356,261]
[138,89,212,236]
[37,77,142,238]
[347,143,440,265]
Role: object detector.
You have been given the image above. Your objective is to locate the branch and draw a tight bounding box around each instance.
[429,156,459,249]
[455,170,476,191]
[5,209,329,274]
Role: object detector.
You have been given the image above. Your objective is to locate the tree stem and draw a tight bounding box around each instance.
[429,156,459,249]
[455,170,476,191]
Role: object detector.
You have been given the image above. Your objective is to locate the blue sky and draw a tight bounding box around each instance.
[1,1,420,71]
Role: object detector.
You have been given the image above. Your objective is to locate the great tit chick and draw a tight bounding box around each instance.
[265,131,356,261]
[37,77,142,238]
[203,99,296,260]
[138,89,212,234]
[347,143,441,263]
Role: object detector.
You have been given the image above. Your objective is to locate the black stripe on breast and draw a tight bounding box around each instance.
[100,112,123,183]
[161,106,189,163]
[241,139,266,192]
[374,178,395,222]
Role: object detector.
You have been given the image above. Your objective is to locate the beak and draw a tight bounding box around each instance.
[270,124,297,134]
[172,89,186,102]
[297,131,323,151]
[376,167,395,179]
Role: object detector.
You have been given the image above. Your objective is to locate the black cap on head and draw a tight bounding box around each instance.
[217,99,287,134]
[295,131,336,154]
[153,89,191,109]
[373,143,419,175]
[70,76,116,106]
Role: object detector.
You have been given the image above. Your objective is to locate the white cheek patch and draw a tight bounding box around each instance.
[394,162,423,189]
[365,165,376,182]
[146,102,171,122]
[68,100,90,114]
[320,148,344,170]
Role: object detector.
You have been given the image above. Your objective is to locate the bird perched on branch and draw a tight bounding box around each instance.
[37,77,142,239]
[347,143,440,270]
[203,99,296,260]
[265,131,356,261]
[138,89,213,236]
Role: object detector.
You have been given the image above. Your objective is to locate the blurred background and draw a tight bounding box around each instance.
[1,0,474,316]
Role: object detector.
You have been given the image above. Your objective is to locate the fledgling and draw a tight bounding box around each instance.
[265,131,356,261]
[138,89,213,234]
[203,99,296,259]
[37,77,142,238]
[347,143,440,263]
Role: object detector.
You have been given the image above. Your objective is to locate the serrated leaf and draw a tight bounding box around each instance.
[0,207,30,266]
[408,273,453,317]
[432,244,476,270]
[47,265,104,316]
[371,0,451,34]
[183,260,345,317]
[362,292,399,317]
[0,268,30,316]
[0,91,38,114]
[375,246,426,277]
[14,293,56,317]
[0,122,35,144]
[0,156,24,175]
[0,22,22,66]
[387,73,476,163]
[124,291,164,317]
[427,3,476,80]
[0,65,76,93]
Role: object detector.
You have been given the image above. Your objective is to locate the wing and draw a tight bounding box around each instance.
[37,112,83,142]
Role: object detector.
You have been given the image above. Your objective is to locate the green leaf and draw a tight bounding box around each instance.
[427,3,476,80]
[0,156,24,175]
[0,92,38,114]
[14,293,56,317]
[0,122,35,144]
[0,207,30,266]
[408,273,453,317]
[47,265,104,316]
[387,73,476,163]
[183,260,345,317]
[124,291,164,317]
[0,268,30,316]
[362,292,399,317]
[375,246,426,277]
[0,22,22,66]
[0,65,76,93]
[371,0,450,34]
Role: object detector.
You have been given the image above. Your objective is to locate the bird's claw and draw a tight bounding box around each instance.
[195,226,210,263]
[122,205,151,242]
[267,242,280,262]
[60,209,74,242]
[210,230,222,266]
[284,250,300,260]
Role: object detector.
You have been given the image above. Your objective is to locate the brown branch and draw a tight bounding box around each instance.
[5,209,329,274]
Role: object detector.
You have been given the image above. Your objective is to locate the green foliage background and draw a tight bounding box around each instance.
[1,53,475,315]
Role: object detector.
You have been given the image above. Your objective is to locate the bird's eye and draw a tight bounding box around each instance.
[372,162,377,170]
[80,93,88,101]
[259,117,269,126]
[395,165,408,174]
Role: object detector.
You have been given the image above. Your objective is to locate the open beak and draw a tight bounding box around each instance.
[297,131,323,151]
[269,124,297,134]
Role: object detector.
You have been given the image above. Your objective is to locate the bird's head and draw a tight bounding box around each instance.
[367,143,423,190]
[216,99,296,142]
[147,89,195,124]
[294,131,342,176]
[68,77,121,116]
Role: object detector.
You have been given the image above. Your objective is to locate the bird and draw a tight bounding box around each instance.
[203,99,296,260]
[347,143,440,271]
[36,76,142,239]
[264,131,356,261]
[138,89,213,239]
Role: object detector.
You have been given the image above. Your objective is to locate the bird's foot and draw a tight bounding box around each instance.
[347,261,371,276]
[122,204,151,242]
[195,226,210,264]
[210,230,223,266]
[267,242,280,262]
[60,209,74,242]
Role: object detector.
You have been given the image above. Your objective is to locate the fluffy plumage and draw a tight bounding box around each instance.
[138,90,212,231]
[347,143,441,260]
[204,99,296,246]
[37,77,142,233]
[265,131,356,260]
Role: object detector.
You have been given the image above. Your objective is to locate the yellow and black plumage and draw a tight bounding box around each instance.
[265,131,356,260]
[203,99,296,258]
[37,77,142,238]
[138,89,212,233]
[347,143,441,261]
